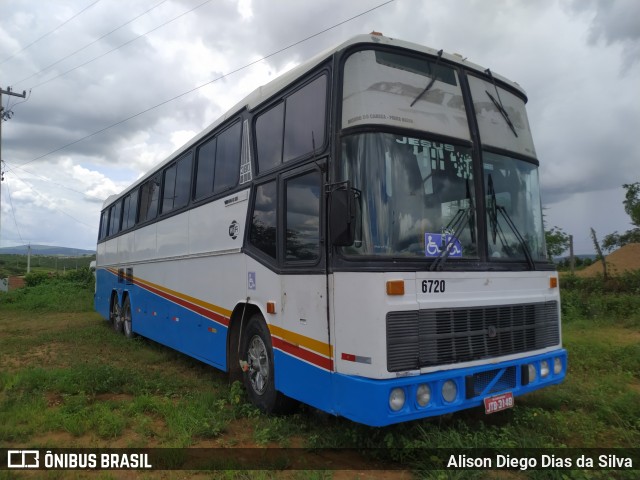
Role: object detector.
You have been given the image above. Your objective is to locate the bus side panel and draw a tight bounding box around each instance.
[273,350,335,414]
[124,254,245,371]
[126,276,229,370]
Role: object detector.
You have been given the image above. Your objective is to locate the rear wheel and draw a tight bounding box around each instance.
[122,296,135,339]
[240,314,296,414]
[109,294,123,333]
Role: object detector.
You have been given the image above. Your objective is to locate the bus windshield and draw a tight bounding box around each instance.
[340,132,477,258]
[483,151,547,262]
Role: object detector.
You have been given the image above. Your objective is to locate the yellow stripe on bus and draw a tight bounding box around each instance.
[105,268,331,358]
[269,324,333,359]
[134,276,233,319]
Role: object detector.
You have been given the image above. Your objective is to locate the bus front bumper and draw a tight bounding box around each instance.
[331,349,567,427]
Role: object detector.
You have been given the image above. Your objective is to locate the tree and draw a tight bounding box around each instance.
[602,182,640,252]
[545,226,570,261]
[591,227,608,280]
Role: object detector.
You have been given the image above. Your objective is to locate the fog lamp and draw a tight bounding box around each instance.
[540,360,550,378]
[554,357,563,375]
[416,384,431,407]
[442,380,458,403]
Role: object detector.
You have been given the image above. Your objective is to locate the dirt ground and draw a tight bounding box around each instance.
[576,243,640,277]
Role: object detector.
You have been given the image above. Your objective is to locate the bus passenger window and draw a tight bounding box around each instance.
[99,210,109,240]
[250,181,277,259]
[162,164,177,213]
[256,103,284,173]
[138,175,161,223]
[121,190,138,229]
[195,137,216,199]
[214,122,242,194]
[283,76,326,162]
[163,153,192,212]
[108,201,122,236]
[285,171,321,261]
[174,153,192,208]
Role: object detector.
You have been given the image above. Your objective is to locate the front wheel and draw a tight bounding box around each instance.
[240,314,296,414]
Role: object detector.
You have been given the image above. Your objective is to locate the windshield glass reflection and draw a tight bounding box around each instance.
[483,151,546,262]
[340,132,477,258]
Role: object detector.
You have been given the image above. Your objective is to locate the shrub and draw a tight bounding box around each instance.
[24,271,54,287]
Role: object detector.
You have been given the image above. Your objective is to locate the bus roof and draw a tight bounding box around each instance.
[103,33,526,208]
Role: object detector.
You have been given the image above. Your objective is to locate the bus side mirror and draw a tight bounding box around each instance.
[329,188,359,246]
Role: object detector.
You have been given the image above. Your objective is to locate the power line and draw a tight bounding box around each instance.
[4,160,104,201]
[18,0,395,167]
[26,0,215,91]
[14,0,171,86]
[0,0,103,66]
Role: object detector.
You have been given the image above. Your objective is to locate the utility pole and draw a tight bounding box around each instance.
[0,86,27,248]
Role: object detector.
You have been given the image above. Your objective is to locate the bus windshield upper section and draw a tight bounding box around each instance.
[340,48,547,264]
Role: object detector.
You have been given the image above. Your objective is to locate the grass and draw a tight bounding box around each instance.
[0,275,639,478]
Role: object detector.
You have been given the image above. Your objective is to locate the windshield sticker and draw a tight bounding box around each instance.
[425,233,463,258]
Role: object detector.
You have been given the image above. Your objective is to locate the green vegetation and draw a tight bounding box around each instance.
[603,182,640,252]
[0,267,95,312]
[0,274,639,479]
[0,253,95,278]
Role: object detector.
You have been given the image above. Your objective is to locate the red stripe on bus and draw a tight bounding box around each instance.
[272,337,334,371]
[140,281,230,327]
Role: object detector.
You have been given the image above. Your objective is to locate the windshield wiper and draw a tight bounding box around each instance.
[410,49,443,107]
[430,179,475,271]
[496,204,535,270]
[484,68,518,138]
[487,173,535,270]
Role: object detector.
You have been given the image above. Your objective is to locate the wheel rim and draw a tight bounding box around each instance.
[110,297,121,328]
[247,335,269,395]
[123,300,132,336]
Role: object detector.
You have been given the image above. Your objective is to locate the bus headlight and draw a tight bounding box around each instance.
[442,380,457,403]
[554,357,563,375]
[528,364,537,383]
[540,360,550,378]
[416,384,431,407]
[389,388,406,411]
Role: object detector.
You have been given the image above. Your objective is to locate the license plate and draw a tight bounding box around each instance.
[484,392,514,414]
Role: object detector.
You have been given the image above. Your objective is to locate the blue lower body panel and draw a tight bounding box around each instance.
[94,268,228,370]
[329,350,567,427]
[97,269,567,427]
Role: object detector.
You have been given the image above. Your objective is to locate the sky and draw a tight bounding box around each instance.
[0,0,638,254]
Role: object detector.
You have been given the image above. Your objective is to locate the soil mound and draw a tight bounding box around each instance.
[576,243,640,277]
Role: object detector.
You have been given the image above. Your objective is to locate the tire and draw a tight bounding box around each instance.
[240,314,296,414]
[110,293,123,333]
[122,295,135,339]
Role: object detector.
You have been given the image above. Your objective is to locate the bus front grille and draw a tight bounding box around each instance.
[386,301,560,372]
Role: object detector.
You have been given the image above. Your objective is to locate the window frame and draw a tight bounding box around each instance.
[161,151,193,215]
[253,70,330,177]
[282,168,323,266]
[193,120,243,203]
[245,162,325,273]
[137,173,161,225]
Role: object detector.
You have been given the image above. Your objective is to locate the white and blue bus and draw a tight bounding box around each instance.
[95,33,566,427]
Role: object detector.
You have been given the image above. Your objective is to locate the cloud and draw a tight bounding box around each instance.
[570,0,640,65]
[0,0,638,253]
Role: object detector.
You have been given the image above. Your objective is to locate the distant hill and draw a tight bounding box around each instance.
[0,245,95,256]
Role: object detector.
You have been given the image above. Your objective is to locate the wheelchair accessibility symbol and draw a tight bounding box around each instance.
[425,233,463,258]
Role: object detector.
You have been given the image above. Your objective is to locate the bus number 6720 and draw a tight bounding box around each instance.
[422,279,445,293]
